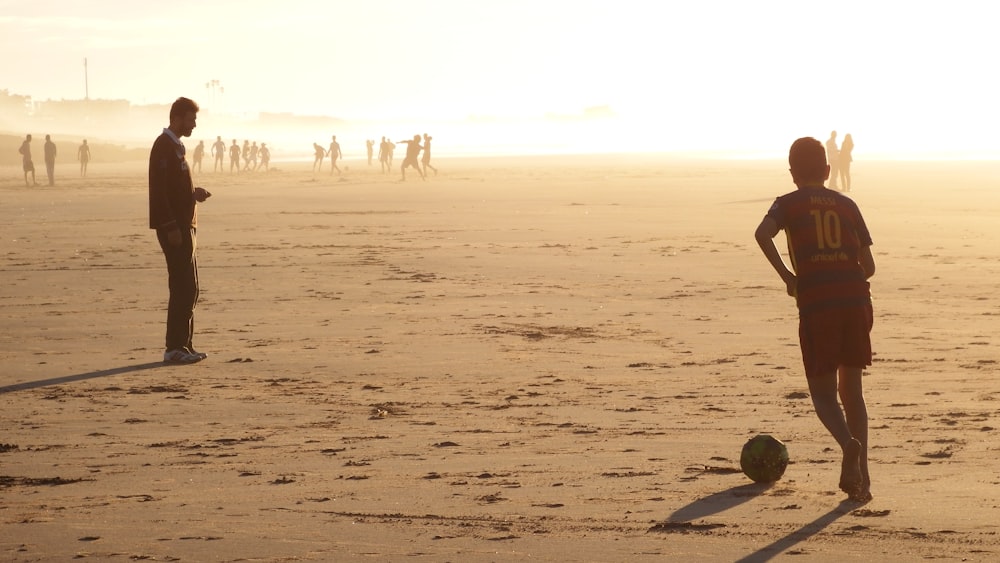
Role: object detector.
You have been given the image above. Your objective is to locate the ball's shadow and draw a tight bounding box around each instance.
[667,481,775,523]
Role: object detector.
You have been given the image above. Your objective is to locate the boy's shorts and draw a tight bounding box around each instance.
[798,303,873,379]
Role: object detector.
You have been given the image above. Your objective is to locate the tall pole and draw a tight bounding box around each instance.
[84,58,89,100]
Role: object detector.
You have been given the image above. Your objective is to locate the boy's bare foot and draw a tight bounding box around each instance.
[839,438,863,498]
[850,475,873,502]
[849,487,873,503]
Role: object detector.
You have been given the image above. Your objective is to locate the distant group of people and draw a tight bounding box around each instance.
[312,135,343,175]
[174,136,274,175]
[825,131,854,191]
[311,134,438,180]
[15,129,441,185]
[16,134,93,186]
[375,134,436,180]
[190,136,272,174]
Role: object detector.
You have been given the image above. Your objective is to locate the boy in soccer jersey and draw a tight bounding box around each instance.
[754,136,876,502]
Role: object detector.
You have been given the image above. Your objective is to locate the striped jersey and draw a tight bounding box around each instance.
[765,186,872,315]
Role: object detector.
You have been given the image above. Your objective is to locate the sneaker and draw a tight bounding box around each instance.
[188,348,208,360]
[163,348,204,365]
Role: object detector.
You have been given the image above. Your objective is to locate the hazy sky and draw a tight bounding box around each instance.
[2,1,998,157]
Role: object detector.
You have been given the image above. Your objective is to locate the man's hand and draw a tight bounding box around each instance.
[193,187,212,202]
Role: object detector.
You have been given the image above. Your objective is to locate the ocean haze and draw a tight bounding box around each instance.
[4,2,1000,160]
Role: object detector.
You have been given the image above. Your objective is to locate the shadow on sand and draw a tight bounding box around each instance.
[667,481,775,523]
[0,362,166,394]
[654,482,859,562]
[734,500,858,562]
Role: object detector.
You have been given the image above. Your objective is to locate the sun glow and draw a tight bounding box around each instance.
[2,1,999,158]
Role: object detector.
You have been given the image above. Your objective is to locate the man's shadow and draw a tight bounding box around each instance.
[0,362,166,394]
[655,482,858,562]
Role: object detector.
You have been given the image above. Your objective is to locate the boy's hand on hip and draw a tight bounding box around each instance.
[785,277,797,298]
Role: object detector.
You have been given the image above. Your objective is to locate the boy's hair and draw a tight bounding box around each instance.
[789,137,827,181]
[169,97,199,120]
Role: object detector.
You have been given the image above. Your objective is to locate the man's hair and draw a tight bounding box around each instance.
[169,97,199,120]
[789,137,827,180]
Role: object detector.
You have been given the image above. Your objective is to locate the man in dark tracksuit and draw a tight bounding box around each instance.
[149,97,212,364]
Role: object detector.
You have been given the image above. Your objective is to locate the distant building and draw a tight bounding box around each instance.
[0,90,32,127]
[33,98,133,129]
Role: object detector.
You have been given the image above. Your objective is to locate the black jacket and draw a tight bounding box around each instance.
[148,131,196,230]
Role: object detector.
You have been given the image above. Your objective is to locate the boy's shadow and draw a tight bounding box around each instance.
[656,481,859,563]
[0,362,166,394]
[734,500,859,562]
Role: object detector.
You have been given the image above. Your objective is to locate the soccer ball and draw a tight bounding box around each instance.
[740,434,789,483]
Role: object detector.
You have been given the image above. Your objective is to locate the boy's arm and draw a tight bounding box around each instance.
[860,245,875,279]
[755,217,796,297]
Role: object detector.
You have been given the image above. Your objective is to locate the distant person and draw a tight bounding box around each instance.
[366,139,375,166]
[258,142,271,171]
[839,134,854,192]
[228,139,241,174]
[378,136,390,174]
[43,134,57,186]
[826,130,840,190]
[77,139,91,177]
[421,133,438,176]
[397,134,425,181]
[247,141,259,171]
[754,136,875,502]
[211,136,226,172]
[387,138,396,166]
[328,135,342,175]
[241,140,251,171]
[148,96,212,365]
[192,140,205,173]
[313,142,326,172]
[19,134,37,187]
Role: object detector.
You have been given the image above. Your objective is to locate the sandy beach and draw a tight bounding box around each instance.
[2,155,999,562]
